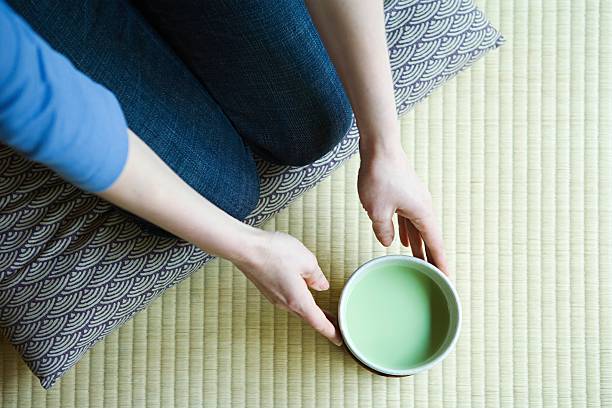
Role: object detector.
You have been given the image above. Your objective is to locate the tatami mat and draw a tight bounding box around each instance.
[1,0,611,406]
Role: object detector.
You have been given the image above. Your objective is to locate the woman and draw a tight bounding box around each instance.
[0,0,447,347]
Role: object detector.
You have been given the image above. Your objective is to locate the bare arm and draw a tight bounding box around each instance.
[305,0,398,147]
[1,2,342,345]
[99,130,343,345]
[306,0,448,273]
[100,130,251,260]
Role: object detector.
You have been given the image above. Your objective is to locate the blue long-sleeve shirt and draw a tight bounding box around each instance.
[0,1,128,192]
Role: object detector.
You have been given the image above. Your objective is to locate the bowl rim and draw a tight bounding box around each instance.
[338,254,462,376]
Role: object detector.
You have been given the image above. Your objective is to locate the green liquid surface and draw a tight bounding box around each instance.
[344,262,450,370]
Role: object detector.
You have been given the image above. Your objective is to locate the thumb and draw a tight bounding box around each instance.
[298,297,343,346]
[302,263,330,291]
[369,209,395,247]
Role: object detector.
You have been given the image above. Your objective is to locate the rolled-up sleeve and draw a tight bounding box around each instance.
[0,1,128,192]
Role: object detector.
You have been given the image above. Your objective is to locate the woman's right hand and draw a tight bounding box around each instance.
[232,229,343,346]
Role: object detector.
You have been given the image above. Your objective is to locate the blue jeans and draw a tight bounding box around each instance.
[9,0,352,232]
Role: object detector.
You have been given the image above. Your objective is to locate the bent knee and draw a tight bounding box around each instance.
[219,161,260,222]
[295,103,353,166]
[233,171,260,221]
[186,151,260,222]
[269,96,353,167]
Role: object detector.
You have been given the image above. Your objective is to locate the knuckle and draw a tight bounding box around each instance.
[308,253,319,266]
[286,297,304,313]
[272,300,289,311]
[367,204,387,220]
[416,200,433,217]
[371,207,387,219]
[311,320,326,333]
[370,212,389,225]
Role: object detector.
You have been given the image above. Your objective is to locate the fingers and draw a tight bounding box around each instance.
[302,258,330,291]
[370,209,395,247]
[398,214,409,247]
[414,215,449,275]
[406,220,424,259]
[322,309,339,327]
[296,296,343,346]
[425,244,433,265]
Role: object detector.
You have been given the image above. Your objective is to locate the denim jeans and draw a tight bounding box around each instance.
[9,0,352,232]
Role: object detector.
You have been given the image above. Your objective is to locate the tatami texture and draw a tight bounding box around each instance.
[1,0,611,406]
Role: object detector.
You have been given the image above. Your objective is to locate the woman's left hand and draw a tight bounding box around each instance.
[357,140,449,275]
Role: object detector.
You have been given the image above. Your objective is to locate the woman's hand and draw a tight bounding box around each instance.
[231,229,343,346]
[358,137,448,275]
[304,0,448,273]
[102,132,341,346]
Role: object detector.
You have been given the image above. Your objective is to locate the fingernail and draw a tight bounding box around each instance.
[335,338,344,347]
[318,281,330,291]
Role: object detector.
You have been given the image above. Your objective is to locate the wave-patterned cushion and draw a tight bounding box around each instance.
[0,0,503,389]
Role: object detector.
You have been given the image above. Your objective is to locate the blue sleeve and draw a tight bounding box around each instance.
[0,1,128,192]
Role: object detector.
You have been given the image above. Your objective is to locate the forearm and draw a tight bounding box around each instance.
[305,0,400,154]
[99,129,258,264]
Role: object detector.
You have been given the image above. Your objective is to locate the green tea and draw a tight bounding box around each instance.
[344,262,450,370]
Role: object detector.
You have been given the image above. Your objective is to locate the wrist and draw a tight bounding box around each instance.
[223,223,267,268]
[358,119,402,160]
